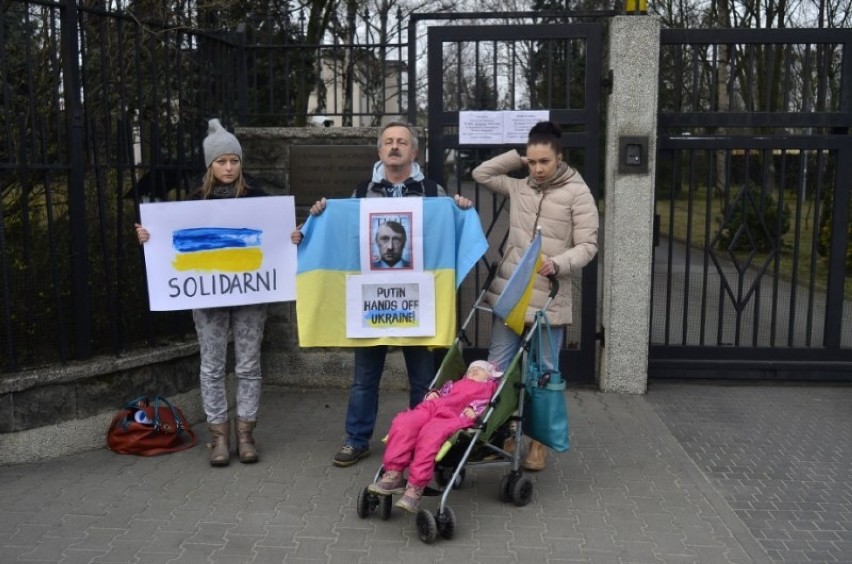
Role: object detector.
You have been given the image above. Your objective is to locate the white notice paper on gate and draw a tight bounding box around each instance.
[459,110,550,145]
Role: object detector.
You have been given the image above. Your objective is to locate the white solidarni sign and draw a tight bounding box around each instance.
[140,196,296,311]
[345,272,436,338]
[459,110,550,145]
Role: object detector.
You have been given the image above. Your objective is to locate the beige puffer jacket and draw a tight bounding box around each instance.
[472,150,599,326]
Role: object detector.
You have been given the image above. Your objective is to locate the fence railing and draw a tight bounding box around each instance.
[0,1,412,373]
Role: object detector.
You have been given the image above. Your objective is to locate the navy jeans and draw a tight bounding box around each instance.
[344,345,435,450]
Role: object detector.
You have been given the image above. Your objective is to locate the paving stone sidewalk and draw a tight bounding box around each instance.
[646,382,852,564]
[0,383,849,563]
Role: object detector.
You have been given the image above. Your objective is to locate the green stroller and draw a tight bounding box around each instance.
[356,268,561,544]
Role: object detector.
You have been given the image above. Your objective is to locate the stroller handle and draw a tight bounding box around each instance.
[547,275,559,299]
[482,261,499,293]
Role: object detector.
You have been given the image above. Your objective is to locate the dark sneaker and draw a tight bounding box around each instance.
[333,443,370,467]
[367,470,405,495]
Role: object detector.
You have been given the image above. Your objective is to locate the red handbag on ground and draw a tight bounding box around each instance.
[106,395,196,456]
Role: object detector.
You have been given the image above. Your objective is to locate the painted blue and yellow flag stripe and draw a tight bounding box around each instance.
[493,230,542,335]
[172,227,263,272]
[296,198,487,347]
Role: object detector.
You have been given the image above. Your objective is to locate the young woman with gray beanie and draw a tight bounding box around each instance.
[135,118,268,467]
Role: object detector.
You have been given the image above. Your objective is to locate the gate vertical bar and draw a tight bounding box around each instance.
[425,28,443,184]
[0,7,13,369]
[824,151,851,350]
[61,0,91,359]
[823,37,852,350]
[576,25,603,380]
[406,16,419,124]
[236,23,248,124]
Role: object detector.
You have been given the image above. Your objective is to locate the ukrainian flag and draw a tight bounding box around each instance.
[172,227,264,272]
[296,198,487,347]
[492,230,542,335]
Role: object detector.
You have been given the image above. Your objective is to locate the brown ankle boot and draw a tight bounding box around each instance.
[523,439,547,471]
[208,422,230,467]
[235,419,258,463]
[503,436,517,455]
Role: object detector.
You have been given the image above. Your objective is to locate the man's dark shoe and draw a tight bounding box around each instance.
[333,443,370,467]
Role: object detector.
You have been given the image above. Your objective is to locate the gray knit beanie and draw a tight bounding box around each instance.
[203,118,243,168]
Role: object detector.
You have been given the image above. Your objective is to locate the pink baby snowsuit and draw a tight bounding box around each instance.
[382,377,499,488]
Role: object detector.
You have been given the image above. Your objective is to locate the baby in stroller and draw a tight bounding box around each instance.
[368,360,504,512]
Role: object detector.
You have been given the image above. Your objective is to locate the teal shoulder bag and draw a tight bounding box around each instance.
[523,310,570,452]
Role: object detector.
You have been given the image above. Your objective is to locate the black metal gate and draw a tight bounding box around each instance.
[420,22,604,384]
[651,29,852,380]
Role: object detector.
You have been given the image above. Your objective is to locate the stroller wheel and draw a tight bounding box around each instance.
[356,487,372,518]
[380,493,393,520]
[512,476,534,507]
[416,509,438,544]
[498,474,514,503]
[437,506,456,540]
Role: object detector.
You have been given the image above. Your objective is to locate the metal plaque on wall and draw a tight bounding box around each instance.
[289,145,377,204]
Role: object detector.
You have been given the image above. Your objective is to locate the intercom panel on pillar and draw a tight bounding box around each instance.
[618,136,649,174]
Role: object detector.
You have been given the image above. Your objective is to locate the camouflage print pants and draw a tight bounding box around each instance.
[193,304,268,424]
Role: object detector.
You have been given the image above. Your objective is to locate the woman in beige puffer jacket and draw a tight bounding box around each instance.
[471,120,599,470]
